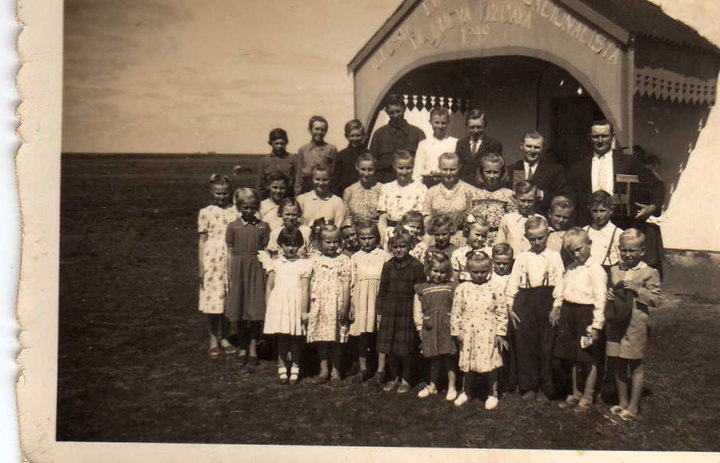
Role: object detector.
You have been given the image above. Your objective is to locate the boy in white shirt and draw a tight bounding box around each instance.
[412,107,458,187]
[505,216,565,400]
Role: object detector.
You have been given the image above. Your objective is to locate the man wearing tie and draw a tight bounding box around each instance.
[567,120,663,227]
[508,131,567,215]
[455,109,503,186]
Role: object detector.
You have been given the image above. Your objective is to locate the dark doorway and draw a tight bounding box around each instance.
[551,96,604,168]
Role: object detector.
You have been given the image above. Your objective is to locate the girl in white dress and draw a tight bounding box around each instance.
[348,221,390,383]
[197,174,237,357]
[263,226,313,385]
[451,252,509,409]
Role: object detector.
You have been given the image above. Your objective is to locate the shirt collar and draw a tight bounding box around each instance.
[620,261,648,271]
[309,190,332,201]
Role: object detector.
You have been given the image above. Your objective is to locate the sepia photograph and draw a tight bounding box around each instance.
[15,0,720,460]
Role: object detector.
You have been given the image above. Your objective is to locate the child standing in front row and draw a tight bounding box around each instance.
[584,190,623,271]
[491,243,517,393]
[414,252,458,401]
[605,229,661,422]
[198,174,236,357]
[451,252,509,409]
[550,228,607,411]
[348,221,391,383]
[451,215,492,282]
[263,226,313,384]
[225,188,270,365]
[376,228,427,393]
[506,216,564,400]
[305,225,352,387]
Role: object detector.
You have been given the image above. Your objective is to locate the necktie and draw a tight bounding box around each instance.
[527,164,535,180]
[471,140,478,155]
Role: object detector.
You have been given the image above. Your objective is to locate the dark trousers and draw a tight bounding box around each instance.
[513,286,555,395]
[237,320,262,350]
[429,354,456,387]
[316,342,344,371]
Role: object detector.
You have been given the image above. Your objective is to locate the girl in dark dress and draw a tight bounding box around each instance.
[225,188,270,365]
[375,228,426,393]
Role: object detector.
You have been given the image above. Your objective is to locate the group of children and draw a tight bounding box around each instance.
[196,116,661,422]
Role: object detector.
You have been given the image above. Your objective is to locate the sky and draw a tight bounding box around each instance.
[62,0,720,155]
[62,0,403,154]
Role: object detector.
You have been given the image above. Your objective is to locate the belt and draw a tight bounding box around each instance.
[386,219,399,226]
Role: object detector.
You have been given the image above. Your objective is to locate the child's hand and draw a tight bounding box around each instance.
[634,202,656,220]
[589,327,600,341]
[549,306,561,327]
[301,312,309,323]
[422,318,433,331]
[376,314,382,330]
[453,335,463,346]
[508,309,521,328]
[606,287,616,301]
[495,335,509,351]
[416,329,422,341]
[198,268,204,285]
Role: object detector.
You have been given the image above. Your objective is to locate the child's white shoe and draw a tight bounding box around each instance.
[454,392,470,407]
[446,388,458,402]
[484,395,499,410]
[417,384,438,398]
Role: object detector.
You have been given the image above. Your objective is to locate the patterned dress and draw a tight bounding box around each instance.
[343,181,382,223]
[470,187,517,246]
[376,256,427,356]
[451,281,508,373]
[413,282,458,357]
[197,205,237,314]
[349,247,391,336]
[263,256,313,336]
[425,180,478,230]
[307,254,352,343]
[225,217,270,322]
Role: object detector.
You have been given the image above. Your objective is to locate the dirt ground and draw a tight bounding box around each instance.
[56,155,720,450]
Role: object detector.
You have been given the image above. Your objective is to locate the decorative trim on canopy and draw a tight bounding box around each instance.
[401,94,473,113]
[635,66,717,105]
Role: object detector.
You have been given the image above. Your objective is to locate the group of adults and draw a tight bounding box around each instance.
[357,94,666,272]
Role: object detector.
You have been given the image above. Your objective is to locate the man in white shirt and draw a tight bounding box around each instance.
[568,120,664,227]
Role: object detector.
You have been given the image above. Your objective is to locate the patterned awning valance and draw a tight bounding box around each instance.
[635,66,717,105]
[401,94,473,113]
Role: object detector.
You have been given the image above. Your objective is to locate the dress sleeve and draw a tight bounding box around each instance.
[259,222,270,249]
[506,253,523,301]
[198,208,209,234]
[225,222,235,247]
[376,186,389,213]
[299,259,313,279]
[550,252,565,308]
[450,285,464,337]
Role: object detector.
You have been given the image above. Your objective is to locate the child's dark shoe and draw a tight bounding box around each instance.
[373,370,386,387]
[307,374,329,385]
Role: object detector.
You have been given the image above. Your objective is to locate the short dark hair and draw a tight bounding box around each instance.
[384,93,405,109]
[268,128,288,143]
[277,225,304,247]
[308,115,328,130]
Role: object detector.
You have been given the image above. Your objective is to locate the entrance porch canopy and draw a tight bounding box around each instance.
[348,0,720,151]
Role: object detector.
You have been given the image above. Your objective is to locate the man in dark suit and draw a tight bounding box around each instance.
[508,131,568,216]
[455,109,503,186]
[567,120,663,227]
